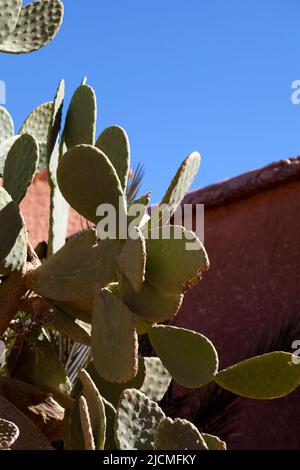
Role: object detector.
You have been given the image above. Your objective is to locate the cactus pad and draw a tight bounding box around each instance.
[92,289,138,384]
[0,107,14,144]
[20,101,53,171]
[64,83,96,149]
[146,226,209,295]
[79,396,95,450]
[0,187,27,274]
[0,0,22,45]
[120,276,183,323]
[151,151,200,226]
[0,0,64,54]
[0,418,19,450]
[78,369,106,450]
[96,126,130,191]
[0,136,19,176]
[50,310,91,345]
[215,352,300,399]
[115,389,166,450]
[3,133,39,203]
[154,418,207,450]
[57,144,127,224]
[149,325,219,388]
[118,227,146,292]
[140,357,172,402]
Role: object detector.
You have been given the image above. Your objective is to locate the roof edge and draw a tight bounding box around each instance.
[183,156,300,208]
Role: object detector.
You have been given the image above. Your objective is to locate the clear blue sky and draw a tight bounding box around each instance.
[1,0,300,201]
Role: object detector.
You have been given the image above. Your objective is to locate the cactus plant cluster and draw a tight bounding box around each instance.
[0,2,300,451]
[0,78,300,450]
[0,0,64,54]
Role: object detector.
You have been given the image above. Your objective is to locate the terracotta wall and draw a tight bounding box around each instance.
[170,176,300,449]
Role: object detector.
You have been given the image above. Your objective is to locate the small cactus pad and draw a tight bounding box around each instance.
[118,227,146,292]
[140,357,172,402]
[3,133,39,203]
[78,369,106,450]
[92,289,138,384]
[47,79,65,163]
[79,396,95,450]
[26,230,121,307]
[64,83,96,149]
[115,389,166,450]
[149,325,219,388]
[77,358,146,408]
[0,107,14,144]
[0,136,19,176]
[202,433,227,450]
[120,276,183,323]
[20,101,53,171]
[215,352,300,399]
[0,0,64,54]
[0,418,19,450]
[0,187,27,274]
[57,144,127,224]
[96,126,130,191]
[151,152,200,226]
[154,418,207,450]
[146,225,209,295]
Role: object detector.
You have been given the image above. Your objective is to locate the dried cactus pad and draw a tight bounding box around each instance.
[146,225,209,295]
[115,389,166,450]
[0,107,14,144]
[0,0,22,45]
[3,133,39,203]
[0,418,19,450]
[57,144,127,224]
[92,289,138,384]
[154,418,208,450]
[96,126,130,191]
[215,352,300,399]
[0,187,27,274]
[0,0,64,54]
[149,325,219,388]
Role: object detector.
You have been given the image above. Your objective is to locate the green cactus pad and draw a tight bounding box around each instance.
[0,187,27,274]
[50,310,91,346]
[140,357,172,402]
[92,289,138,384]
[115,389,166,450]
[0,0,22,45]
[0,0,64,54]
[215,352,300,399]
[3,134,39,203]
[146,225,209,295]
[64,84,97,149]
[202,433,227,450]
[149,325,219,388]
[0,107,14,144]
[154,418,207,450]
[75,358,146,408]
[26,230,122,308]
[0,136,19,176]
[118,227,146,292]
[78,369,106,450]
[96,126,130,191]
[12,337,71,395]
[20,101,53,171]
[120,276,183,323]
[150,152,201,227]
[57,144,127,224]
[0,418,19,450]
